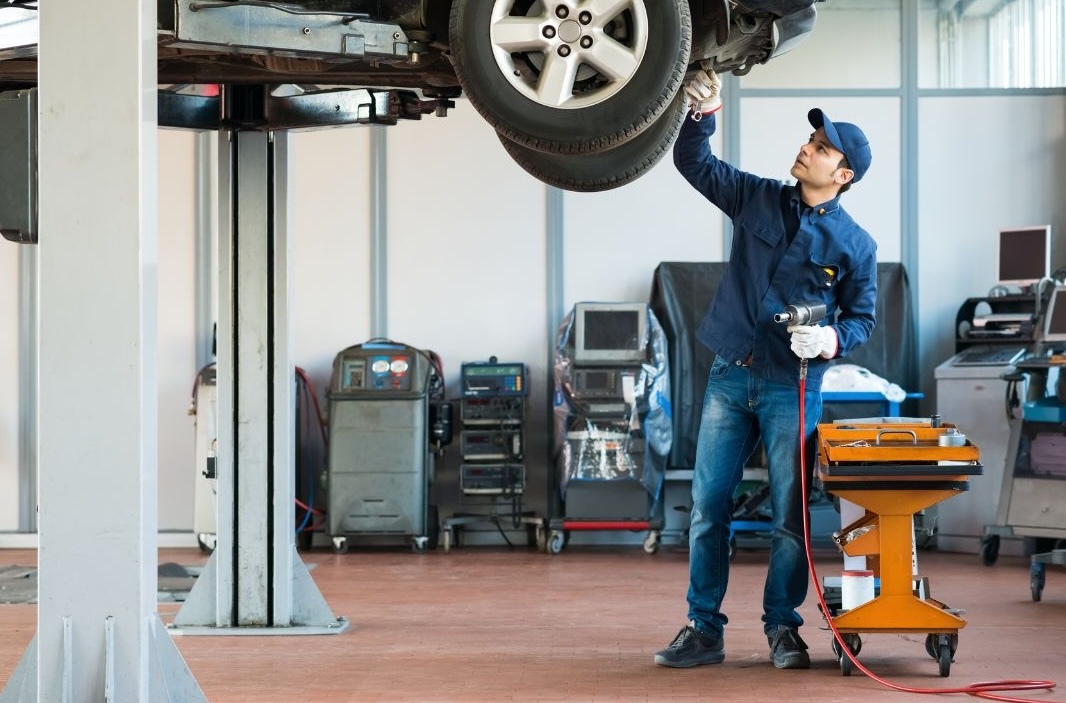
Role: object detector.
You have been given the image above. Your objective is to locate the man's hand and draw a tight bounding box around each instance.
[683,64,721,118]
[788,325,838,360]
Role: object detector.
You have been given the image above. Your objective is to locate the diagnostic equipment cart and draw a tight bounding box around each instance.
[817,419,983,677]
[982,353,1066,600]
[549,302,672,554]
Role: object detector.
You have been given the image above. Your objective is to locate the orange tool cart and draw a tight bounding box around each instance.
[816,420,983,677]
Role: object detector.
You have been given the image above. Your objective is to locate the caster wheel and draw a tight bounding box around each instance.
[535,525,547,553]
[643,531,661,554]
[728,535,737,562]
[840,651,854,676]
[442,530,453,554]
[980,535,1000,566]
[938,642,952,677]
[1031,562,1046,602]
[832,634,860,676]
[548,530,565,555]
[1031,572,1044,602]
[924,634,938,660]
[412,536,428,553]
[331,536,349,554]
[925,633,957,674]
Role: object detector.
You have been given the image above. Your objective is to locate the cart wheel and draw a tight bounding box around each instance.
[535,525,547,553]
[924,634,936,659]
[643,531,661,554]
[442,529,453,554]
[331,536,348,554]
[728,535,737,562]
[980,535,1000,566]
[412,535,428,553]
[548,530,565,555]
[1030,561,1046,601]
[831,635,859,676]
[938,641,952,677]
[840,651,854,676]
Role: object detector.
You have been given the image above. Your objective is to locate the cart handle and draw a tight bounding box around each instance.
[875,429,917,445]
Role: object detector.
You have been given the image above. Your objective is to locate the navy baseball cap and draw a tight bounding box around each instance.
[808,108,872,183]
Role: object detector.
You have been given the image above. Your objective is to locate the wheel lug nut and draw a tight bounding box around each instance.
[555,5,569,19]
[579,11,592,24]
[580,36,593,49]
[543,26,556,39]
[558,45,571,57]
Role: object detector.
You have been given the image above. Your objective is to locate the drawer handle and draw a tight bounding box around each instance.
[875,429,918,445]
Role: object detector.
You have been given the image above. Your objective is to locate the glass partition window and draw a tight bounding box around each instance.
[989,0,1065,88]
[922,0,1066,88]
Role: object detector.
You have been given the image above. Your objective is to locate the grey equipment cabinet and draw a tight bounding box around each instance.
[984,356,1066,593]
[934,354,1027,555]
[326,342,440,553]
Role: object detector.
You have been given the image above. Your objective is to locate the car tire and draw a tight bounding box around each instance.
[498,90,687,192]
[450,0,691,155]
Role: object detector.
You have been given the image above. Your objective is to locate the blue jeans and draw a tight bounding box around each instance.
[686,356,821,638]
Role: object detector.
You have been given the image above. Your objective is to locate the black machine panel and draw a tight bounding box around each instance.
[460,428,523,461]
[460,463,525,495]
[461,361,528,397]
[460,396,524,424]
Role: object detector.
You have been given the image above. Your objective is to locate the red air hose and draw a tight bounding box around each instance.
[797,375,1058,701]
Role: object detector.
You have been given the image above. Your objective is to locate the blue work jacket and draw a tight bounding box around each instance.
[673,114,878,391]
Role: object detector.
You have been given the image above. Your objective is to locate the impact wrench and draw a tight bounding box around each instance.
[774,302,1057,700]
[773,300,827,381]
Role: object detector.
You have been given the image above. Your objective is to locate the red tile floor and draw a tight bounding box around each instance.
[1,544,1064,702]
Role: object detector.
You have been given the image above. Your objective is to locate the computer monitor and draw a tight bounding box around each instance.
[1042,285,1066,345]
[997,225,1050,289]
[572,302,647,365]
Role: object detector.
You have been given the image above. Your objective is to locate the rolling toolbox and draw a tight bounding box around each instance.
[817,419,983,677]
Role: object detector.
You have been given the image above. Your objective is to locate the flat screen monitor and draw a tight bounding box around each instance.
[1043,285,1066,345]
[997,225,1050,289]
[572,302,646,365]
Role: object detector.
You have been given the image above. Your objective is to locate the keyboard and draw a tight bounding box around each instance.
[953,346,1027,366]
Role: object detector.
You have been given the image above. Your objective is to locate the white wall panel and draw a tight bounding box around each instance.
[562,135,726,308]
[917,95,1066,399]
[0,243,17,530]
[158,128,198,530]
[289,126,374,399]
[386,102,552,517]
[739,97,902,262]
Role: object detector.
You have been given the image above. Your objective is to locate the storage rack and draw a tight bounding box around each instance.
[954,295,1038,353]
[440,359,545,552]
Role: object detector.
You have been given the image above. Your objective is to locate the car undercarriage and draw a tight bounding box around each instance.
[0,1,821,191]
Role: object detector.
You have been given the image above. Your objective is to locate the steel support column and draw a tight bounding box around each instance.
[172,108,346,635]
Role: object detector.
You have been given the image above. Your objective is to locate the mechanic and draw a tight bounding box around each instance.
[654,66,878,670]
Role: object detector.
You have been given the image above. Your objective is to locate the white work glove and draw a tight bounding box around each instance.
[683,64,721,118]
[788,324,838,360]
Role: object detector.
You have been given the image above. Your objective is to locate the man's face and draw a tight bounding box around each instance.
[790,127,853,190]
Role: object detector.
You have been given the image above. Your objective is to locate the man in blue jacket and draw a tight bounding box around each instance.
[655,67,878,670]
